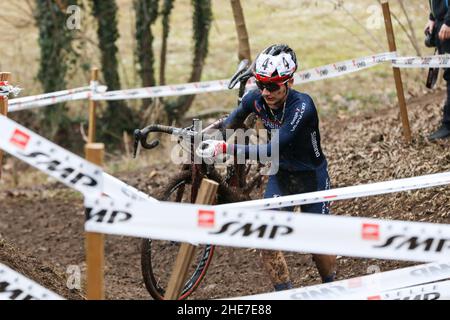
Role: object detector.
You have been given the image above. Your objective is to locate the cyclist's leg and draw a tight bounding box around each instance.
[300,163,337,283]
[259,174,292,291]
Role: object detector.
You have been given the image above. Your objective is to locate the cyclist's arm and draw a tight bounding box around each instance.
[221,92,254,130]
[229,97,314,160]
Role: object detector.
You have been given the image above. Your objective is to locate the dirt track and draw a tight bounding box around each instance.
[1,89,450,299]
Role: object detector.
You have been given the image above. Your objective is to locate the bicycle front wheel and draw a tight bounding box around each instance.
[141,171,215,300]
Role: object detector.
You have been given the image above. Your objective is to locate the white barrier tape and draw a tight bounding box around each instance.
[9,86,92,105]
[103,173,158,203]
[368,280,450,300]
[6,52,449,108]
[91,52,396,101]
[0,115,103,196]
[84,196,450,263]
[8,85,107,112]
[0,115,157,204]
[0,264,63,300]
[230,262,450,300]
[91,78,233,101]
[294,51,397,84]
[392,54,450,68]
[217,170,450,210]
[0,81,22,98]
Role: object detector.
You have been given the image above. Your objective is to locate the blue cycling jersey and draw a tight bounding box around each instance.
[222,88,327,171]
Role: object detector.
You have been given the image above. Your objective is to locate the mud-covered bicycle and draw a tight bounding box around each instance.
[133,60,266,300]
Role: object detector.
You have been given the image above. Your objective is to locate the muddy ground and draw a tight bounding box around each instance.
[1,89,449,300]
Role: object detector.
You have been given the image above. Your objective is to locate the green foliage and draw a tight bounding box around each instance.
[161,0,174,40]
[159,0,175,85]
[35,0,79,142]
[91,0,121,91]
[165,0,213,122]
[134,0,159,88]
[92,0,137,145]
[192,0,212,60]
[134,0,160,112]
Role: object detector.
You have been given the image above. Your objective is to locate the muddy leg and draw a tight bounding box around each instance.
[259,249,292,291]
[312,254,337,283]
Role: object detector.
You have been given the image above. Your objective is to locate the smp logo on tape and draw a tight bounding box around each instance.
[421,57,432,65]
[439,56,450,65]
[9,128,31,149]
[368,291,440,301]
[17,151,100,190]
[0,280,39,300]
[373,235,450,253]
[333,64,347,73]
[208,221,293,240]
[352,60,367,68]
[315,68,329,76]
[85,207,132,224]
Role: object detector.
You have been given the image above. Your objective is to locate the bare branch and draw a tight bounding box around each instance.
[398,0,422,56]
[375,0,421,56]
[326,0,385,52]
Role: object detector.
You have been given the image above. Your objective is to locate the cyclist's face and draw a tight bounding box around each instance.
[260,79,292,109]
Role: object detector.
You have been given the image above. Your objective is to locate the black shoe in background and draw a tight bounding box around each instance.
[428,125,450,141]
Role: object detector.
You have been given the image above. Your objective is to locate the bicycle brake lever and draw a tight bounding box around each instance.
[133,129,141,158]
[228,59,250,90]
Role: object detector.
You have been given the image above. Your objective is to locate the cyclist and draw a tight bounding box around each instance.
[196,44,337,291]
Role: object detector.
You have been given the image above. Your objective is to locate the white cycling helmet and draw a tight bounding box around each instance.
[253,44,298,83]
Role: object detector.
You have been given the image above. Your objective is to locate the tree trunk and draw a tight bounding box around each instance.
[230,0,251,62]
[166,0,213,123]
[134,0,159,110]
[92,0,136,145]
[35,0,78,144]
[160,0,175,86]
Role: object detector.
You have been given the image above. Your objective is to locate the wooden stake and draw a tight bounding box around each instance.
[88,68,99,143]
[0,72,12,179]
[382,1,412,143]
[164,179,219,300]
[85,143,105,300]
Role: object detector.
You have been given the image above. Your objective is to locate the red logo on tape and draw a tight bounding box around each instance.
[362,223,380,241]
[198,209,215,228]
[10,129,30,149]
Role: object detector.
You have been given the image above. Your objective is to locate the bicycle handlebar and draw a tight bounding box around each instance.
[133,121,221,158]
[133,124,175,157]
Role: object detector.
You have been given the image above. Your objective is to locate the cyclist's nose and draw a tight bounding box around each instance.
[261,88,271,96]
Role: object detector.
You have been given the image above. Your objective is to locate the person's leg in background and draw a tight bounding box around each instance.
[260,174,292,291]
[429,68,450,140]
[442,68,450,127]
[429,21,450,140]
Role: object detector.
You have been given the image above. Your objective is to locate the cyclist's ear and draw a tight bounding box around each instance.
[287,78,294,88]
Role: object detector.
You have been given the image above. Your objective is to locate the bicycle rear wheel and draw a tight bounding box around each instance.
[141,171,215,300]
